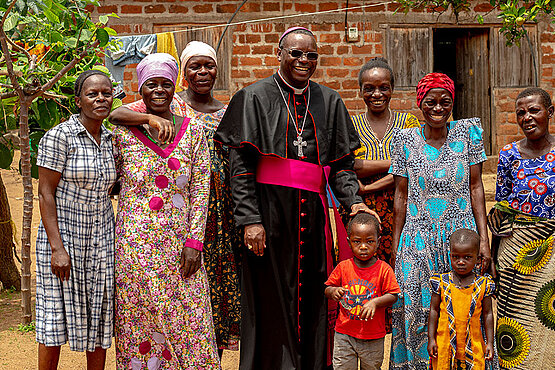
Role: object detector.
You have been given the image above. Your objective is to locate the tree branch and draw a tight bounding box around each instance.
[0,91,17,100]
[6,36,31,61]
[35,40,100,98]
[43,91,67,99]
[0,1,23,95]
[0,0,17,26]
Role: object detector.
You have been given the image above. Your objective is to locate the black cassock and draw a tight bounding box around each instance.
[214,73,362,369]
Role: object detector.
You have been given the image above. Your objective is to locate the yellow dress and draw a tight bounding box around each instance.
[430,272,495,370]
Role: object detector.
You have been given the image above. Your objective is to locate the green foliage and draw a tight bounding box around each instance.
[394,0,555,45]
[0,0,118,172]
[15,320,35,333]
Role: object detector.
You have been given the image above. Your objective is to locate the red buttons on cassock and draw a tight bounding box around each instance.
[300,255,304,259]
[301,199,307,203]
[299,241,304,245]
[301,213,307,217]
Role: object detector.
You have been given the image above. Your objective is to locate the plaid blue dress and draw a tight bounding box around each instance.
[35,115,117,352]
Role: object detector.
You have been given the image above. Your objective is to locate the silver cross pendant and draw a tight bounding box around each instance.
[293,134,307,158]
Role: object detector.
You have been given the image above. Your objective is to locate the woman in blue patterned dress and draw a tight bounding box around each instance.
[389,73,492,369]
[36,70,116,369]
[489,87,555,369]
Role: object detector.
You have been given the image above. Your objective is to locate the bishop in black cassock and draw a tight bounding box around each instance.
[214,28,370,369]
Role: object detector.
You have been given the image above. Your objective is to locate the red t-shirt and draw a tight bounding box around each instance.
[325,258,400,340]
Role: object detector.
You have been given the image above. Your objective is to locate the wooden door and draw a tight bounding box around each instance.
[455,30,492,155]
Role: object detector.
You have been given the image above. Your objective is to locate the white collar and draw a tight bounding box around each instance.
[277,70,309,95]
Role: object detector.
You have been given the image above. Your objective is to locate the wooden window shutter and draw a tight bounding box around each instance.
[490,26,538,87]
[153,24,231,91]
[386,27,432,88]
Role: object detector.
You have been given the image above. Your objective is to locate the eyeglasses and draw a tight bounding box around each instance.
[281,48,319,61]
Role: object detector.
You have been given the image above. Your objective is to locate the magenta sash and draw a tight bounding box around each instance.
[256,155,352,366]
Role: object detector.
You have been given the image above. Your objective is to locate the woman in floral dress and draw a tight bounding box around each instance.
[111,41,241,354]
[389,73,493,369]
[111,53,220,369]
[489,87,555,369]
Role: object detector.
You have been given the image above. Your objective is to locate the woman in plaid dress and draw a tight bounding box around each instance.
[35,70,116,369]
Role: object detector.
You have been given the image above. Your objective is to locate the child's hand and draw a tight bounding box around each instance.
[427,339,438,359]
[360,299,378,320]
[329,287,348,302]
[485,342,494,360]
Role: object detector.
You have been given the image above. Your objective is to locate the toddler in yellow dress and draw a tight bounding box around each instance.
[427,229,495,370]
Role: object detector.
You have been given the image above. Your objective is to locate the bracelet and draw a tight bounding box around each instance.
[185,238,203,252]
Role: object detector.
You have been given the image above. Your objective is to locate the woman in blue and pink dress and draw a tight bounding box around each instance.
[489,87,555,369]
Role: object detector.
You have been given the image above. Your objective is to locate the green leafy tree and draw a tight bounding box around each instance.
[394,0,555,45]
[0,0,117,323]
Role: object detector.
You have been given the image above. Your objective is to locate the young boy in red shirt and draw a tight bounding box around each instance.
[325,213,400,369]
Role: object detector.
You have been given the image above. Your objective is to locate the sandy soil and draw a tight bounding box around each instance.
[0,150,498,369]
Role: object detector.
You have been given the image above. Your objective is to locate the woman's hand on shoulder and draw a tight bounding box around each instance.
[180,247,201,279]
[51,247,71,281]
[148,114,175,143]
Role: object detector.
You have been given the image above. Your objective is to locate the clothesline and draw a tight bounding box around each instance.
[129,1,395,37]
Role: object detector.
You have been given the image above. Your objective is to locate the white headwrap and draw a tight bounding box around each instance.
[180,41,217,69]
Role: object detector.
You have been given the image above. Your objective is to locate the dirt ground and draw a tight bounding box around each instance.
[0,151,498,369]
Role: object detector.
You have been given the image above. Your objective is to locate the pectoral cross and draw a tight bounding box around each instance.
[293,135,307,158]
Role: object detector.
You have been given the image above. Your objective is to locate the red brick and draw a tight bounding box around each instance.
[85,4,94,12]
[144,5,165,13]
[498,123,518,135]
[264,56,280,66]
[193,4,213,13]
[319,2,339,11]
[253,69,274,79]
[312,24,332,32]
[263,2,281,11]
[388,3,401,11]
[340,90,358,99]
[542,67,553,77]
[508,112,517,122]
[241,3,260,12]
[283,2,292,10]
[231,70,251,79]
[275,24,286,33]
[265,34,279,43]
[327,68,349,78]
[542,45,553,54]
[540,32,555,42]
[319,56,341,66]
[320,33,341,43]
[320,80,341,90]
[213,93,230,104]
[375,44,383,55]
[97,5,117,13]
[367,4,385,11]
[337,45,349,55]
[294,3,316,12]
[240,57,263,66]
[216,4,235,13]
[318,45,333,54]
[131,82,139,92]
[120,5,142,14]
[342,80,359,89]
[235,24,247,32]
[231,56,239,67]
[364,33,382,43]
[169,5,188,13]
[238,35,246,43]
[343,57,363,66]
[123,71,134,80]
[246,34,261,43]
[233,45,251,54]
[156,0,176,2]
[111,24,131,34]
[252,45,275,54]
[352,45,373,54]
[312,69,324,79]
[474,3,494,12]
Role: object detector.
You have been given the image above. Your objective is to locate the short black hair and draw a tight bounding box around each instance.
[517,87,552,109]
[279,29,316,48]
[74,70,111,97]
[347,212,380,236]
[449,229,480,254]
[358,57,394,90]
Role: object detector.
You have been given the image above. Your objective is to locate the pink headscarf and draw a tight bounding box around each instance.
[416,72,455,107]
[137,53,179,91]
[279,26,314,45]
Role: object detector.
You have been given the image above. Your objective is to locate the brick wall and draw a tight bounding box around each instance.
[91,0,555,158]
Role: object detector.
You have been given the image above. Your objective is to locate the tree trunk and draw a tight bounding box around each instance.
[0,173,21,290]
[19,101,33,324]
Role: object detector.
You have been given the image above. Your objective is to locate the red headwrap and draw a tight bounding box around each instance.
[416,72,455,107]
